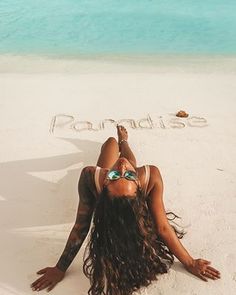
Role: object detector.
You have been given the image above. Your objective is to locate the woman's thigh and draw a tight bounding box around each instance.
[96,137,119,168]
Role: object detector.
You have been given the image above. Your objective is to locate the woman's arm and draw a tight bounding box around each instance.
[147,165,220,281]
[30,167,96,292]
[56,167,96,272]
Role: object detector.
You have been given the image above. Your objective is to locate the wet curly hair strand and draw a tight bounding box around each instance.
[83,186,185,295]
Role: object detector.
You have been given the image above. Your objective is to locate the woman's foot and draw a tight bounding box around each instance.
[117,125,128,152]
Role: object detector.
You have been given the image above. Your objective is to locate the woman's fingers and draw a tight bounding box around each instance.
[198,273,208,282]
[47,282,57,292]
[36,280,51,291]
[206,266,221,278]
[204,271,218,280]
[188,259,220,282]
[207,265,220,274]
[199,265,221,281]
[37,267,48,274]
[206,269,218,276]
[30,266,63,292]
[202,259,211,264]
[33,279,51,291]
[31,277,45,288]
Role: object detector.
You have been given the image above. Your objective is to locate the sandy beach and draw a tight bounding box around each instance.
[0,55,236,294]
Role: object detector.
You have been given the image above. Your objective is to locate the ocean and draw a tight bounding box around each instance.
[0,0,236,56]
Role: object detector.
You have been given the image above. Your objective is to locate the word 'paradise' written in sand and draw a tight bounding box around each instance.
[50,114,207,134]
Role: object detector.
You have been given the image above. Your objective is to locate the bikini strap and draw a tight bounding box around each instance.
[94,166,102,194]
[144,165,150,195]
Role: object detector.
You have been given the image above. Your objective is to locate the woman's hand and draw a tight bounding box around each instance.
[184,259,221,282]
[30,266,65,292]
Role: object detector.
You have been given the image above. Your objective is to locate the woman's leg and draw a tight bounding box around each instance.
[96,126,137,168]
[96,137,119,168]
[117,125,137,167]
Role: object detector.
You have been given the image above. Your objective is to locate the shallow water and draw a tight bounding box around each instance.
[0,0,236,56]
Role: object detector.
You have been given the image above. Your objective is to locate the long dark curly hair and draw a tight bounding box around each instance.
[83,185,185,295]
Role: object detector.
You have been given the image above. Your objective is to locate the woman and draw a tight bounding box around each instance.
[31,125,220,294]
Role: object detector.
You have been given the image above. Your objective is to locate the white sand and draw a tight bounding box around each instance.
[0,55,236,294]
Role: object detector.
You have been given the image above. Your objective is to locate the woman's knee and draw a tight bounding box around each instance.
[106,137,118,144]
[102,137,118,149]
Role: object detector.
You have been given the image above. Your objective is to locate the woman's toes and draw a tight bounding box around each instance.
[117,125,128,136]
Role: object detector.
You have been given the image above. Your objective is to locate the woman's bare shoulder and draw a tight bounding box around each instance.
[80,166,97,182]
[148,166,163,187]
[81,166,98,182]
[137,164,160,171]
[140,165,162,180]
[82,166,97,173]
[80,166,98,195]
[136,165,160,180]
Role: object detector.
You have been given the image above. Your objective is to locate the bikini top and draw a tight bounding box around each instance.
[94,165,151,195]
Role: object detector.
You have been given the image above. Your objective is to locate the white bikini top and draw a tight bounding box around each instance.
[94,165,151,195]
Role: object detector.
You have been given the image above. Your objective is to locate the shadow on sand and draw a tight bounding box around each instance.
[0,137,191,294]
[0,137,101,295]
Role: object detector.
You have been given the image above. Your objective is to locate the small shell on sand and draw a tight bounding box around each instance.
[176,110,189,117]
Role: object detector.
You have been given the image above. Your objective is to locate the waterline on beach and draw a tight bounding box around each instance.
[1,53,236,74]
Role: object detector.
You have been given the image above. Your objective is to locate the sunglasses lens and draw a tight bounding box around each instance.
[107,170,120,180]
[125,171,137,180]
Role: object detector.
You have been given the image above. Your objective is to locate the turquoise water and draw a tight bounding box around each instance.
[0,0,236,56]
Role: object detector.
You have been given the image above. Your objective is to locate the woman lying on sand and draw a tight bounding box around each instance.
[31,125,221,294]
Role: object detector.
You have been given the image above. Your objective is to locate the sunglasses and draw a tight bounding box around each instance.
[106,170,139,185]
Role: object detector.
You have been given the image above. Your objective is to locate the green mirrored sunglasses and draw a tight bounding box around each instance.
[106,170,138,181]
